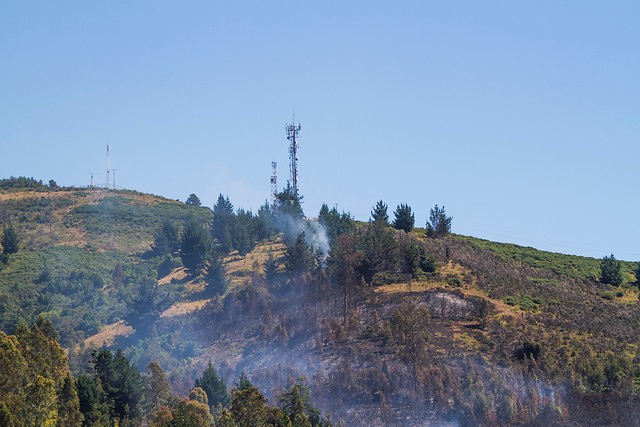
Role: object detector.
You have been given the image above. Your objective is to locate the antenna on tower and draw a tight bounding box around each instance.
[285,117,301,197]
[270,161,278,206]
[106,145,110,189]
[90,173,94,188]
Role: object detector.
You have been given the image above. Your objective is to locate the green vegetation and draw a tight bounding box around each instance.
[392,203,414,232]
[425,204,452,237]
[600,253,623,286]
[458,235,637,283]
[1,185,639,425]
[369,200,389,225]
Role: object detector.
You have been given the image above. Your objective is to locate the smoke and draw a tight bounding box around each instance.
[276,212,331,265]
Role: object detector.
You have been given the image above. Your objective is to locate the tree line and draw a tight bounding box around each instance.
[0,318,331,426]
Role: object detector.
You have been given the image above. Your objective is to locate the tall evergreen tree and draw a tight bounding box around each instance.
[319,204,354,244]
[1,224,19,256]
[392,204,415,232]
[180,219,212,274]
[194,361,230,412]
[152,220,180,256]
[600,254,622,286]
[257,201,277,240]
[277,183,304,220]
[232,208,259,256]
[425,204,452,237]
[285,233,316,276]
[212,194,235,253]
[370,200,389,225]
[205,253,228,297]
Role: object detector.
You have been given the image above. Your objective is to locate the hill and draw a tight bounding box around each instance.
[0,185,639,426]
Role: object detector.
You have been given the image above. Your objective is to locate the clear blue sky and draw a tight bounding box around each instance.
[1,2,638,260]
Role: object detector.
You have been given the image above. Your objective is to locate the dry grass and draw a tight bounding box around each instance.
[158,267,190,286]
[161,299,211,318]
[373,261,521,319]
[82,320,134,349]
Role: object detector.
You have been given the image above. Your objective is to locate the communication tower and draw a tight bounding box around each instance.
[285,119,301,196]
[270,161,278,205]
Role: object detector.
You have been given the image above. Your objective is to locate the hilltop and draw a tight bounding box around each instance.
[0,184,639,426]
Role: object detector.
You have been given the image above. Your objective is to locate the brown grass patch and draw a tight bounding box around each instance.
[83,320,134,348]
[158,267,190,286]
[161,299,211,318]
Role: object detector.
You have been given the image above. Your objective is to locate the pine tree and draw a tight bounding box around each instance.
[1,224,19,256]
[205,254,227,297]
[285,233,316,276]
[426,204,452,237]
[212,194,235,253]
[180,219,212,274]
[392,204,415,232]
[194,362,230,411]
[232,208,258,256]
[600,254,622,286]
[185,193,201,206]
[370,200,389,225]
[257,201,276,240]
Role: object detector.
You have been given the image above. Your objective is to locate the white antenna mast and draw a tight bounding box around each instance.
[106,145,110,189]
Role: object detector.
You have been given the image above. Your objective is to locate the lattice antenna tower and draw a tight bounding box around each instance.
[285,119,301,196]
[270,161,278,206]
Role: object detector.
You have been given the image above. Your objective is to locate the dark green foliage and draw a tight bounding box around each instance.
[73,196,212,247]
[212,194,235,253]
[87,349,145,423]
[600,254,622,286]
[257,201,277,241]
[204,254,227,296]
[180,219,212,274]
[49,179,58,189]
[263,254,280,284]
[318,203,354,244]
[232,208,259,256]
[277,183,304,221]
[236,372,253,391]
[370,200,389,225]
[185,193,201,207]
[152,220,180,256]
[635,261,640,287]
[357,222,398,283]
[0,176,47,190]
[426,204,452,237]
[279,378,326,427]
[397,233,435,275]
[1,224,19,256]
[194,361,230,411]
[285,233,316,276]
[392,203,414,232]
[503,295,540,311]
